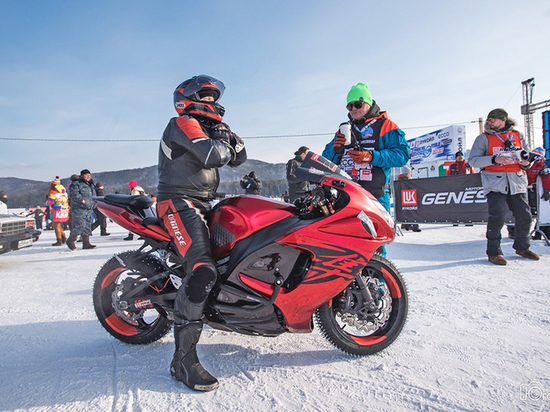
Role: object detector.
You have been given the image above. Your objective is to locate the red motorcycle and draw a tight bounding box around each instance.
[92,152,407,356]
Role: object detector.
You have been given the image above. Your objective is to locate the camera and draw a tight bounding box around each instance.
[515,149,529,161]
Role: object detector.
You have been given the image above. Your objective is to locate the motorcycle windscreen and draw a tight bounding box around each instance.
[294,151,352,183]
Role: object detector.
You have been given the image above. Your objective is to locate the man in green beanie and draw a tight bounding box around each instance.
[468,108,539,265]
[323,83,410,252]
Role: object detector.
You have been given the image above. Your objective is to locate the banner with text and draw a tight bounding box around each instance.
[393,174,513,224]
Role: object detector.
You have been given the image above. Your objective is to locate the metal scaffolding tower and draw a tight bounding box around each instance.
[521,78,550,149]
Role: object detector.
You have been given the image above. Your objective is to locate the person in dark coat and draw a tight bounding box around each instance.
[66,169,96,250]
[91,182,109,236]
[240,171,262,195]
[286,146,311,202]
[33,206,44,229]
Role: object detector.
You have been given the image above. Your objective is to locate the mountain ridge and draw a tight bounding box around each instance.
[1,158,289,208]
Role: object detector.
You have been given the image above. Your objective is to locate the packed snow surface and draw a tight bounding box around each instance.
[1,223,549,411]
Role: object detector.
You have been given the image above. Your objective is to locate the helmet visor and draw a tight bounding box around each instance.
[186,75,225,102]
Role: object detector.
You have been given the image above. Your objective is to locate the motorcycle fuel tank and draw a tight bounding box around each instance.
[209,195,296,259]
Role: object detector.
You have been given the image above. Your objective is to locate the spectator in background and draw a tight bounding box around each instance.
[44,204,51,229]
[286,146,310,202]
[526,147,550,240]
[240,171,262,195]
[0,190,8,214]
[33,206,44,229]
[124,180,146,240]
[398,166,421,232]
[447,151,474,175]
[47,176,69,246]
[67,169,96,250]
[67,174,80,232]
[91,182,109,236]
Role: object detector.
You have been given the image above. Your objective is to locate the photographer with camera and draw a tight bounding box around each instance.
[240,171,262,195]
[469,108,539,265]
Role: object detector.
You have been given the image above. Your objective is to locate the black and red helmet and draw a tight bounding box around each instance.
[173,75,226,123]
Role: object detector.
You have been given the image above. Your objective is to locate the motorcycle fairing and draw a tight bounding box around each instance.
[239,238,368,333]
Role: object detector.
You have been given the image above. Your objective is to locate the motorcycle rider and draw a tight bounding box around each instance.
[156,75,246,391]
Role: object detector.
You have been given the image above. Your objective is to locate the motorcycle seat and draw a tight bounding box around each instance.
[101,194,154,209]
[142,217,170,238]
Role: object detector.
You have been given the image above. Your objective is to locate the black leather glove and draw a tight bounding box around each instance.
[211,127,231,145]
[230,133,245,154]
[543,189,550,202]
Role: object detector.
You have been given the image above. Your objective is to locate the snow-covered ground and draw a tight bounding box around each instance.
[0,222,549,412]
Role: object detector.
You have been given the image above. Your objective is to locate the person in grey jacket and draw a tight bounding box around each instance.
[468,108,539,265]
[66,169,96,250]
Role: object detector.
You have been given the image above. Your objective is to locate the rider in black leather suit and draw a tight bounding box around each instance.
[157,75,247,391]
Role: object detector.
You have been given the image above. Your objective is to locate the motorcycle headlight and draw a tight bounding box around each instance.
[372,200,395,231]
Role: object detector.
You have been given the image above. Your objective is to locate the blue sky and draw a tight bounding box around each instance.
[1,0,550,181]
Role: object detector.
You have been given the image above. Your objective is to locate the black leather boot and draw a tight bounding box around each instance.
[170,321,218,391]
[82,235,96,249]
[66,233,77,251]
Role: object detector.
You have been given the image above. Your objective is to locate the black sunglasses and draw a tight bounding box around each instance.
[346,100,364,111]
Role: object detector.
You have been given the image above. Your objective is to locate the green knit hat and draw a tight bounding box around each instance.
[346,83,373,106]
[487,108,508,122]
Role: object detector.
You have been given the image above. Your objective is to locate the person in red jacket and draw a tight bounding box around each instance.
[446,151,475,175]
[526,147,550,239]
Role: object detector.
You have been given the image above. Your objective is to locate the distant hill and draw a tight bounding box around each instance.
[0,159,288,208]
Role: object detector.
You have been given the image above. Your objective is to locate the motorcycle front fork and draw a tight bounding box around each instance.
[354,273,377,312]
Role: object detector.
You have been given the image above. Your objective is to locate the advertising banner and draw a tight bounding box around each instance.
[407,125,465,166]
[394,174,514,224]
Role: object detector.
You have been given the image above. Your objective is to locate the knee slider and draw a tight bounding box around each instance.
[184,264,217,304]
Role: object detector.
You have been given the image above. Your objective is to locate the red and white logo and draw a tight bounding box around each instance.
[402,189,417,206]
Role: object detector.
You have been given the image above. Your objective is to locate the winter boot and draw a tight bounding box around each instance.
[66,234,77,251]
[488,255,507,266]
[82,235,97,249]
[52,238,63,246]
[61,234,67,244]
[123,233,134,241]
[170,321,219,391]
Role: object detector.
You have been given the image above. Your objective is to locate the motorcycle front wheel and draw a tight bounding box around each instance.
[93,251,174,344]
[315,254,408,356]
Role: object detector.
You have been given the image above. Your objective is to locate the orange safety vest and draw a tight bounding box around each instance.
[483,130,522,172]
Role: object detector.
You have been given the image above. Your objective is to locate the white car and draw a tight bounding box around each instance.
[0,214,40,255]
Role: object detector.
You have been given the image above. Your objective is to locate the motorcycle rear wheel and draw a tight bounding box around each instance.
[93,251,174,344]
[315,254,407,356]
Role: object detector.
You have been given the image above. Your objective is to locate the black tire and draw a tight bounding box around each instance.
[93,251,174,344]
[315,254,407,356]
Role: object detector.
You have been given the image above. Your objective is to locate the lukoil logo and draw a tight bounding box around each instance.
[402,190,417,206]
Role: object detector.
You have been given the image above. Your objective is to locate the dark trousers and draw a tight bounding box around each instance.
[486,191,532,256]
[157,198,217,323]
[91,208,107,234]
